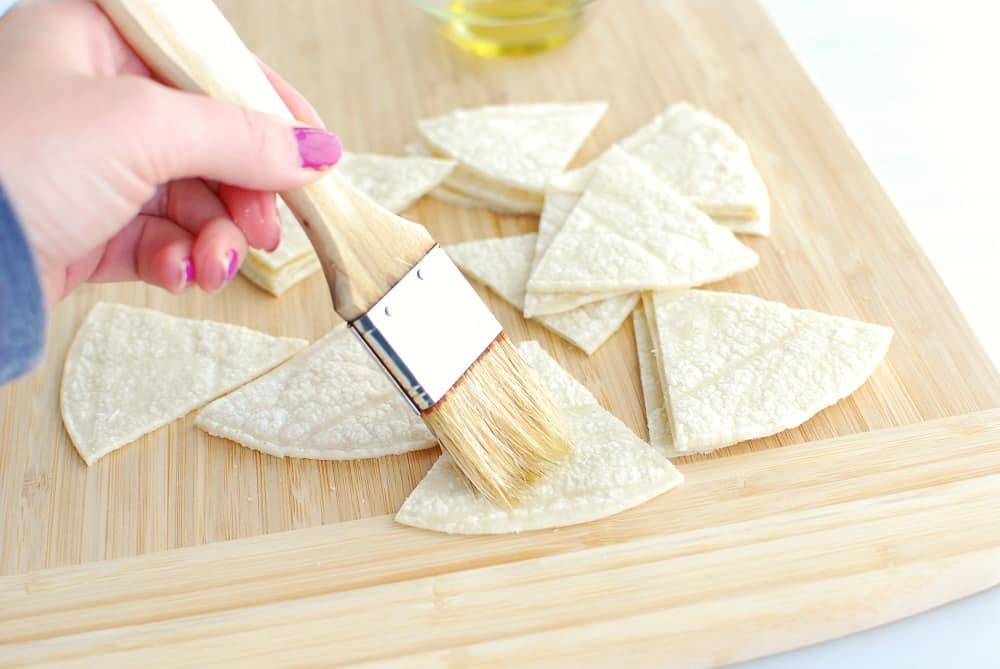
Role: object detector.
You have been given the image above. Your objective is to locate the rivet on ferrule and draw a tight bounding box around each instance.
[349,246,502,413]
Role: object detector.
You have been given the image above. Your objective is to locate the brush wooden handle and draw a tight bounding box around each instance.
[98,0,434,320]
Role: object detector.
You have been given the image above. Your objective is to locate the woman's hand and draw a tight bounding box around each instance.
[0,0,341,304]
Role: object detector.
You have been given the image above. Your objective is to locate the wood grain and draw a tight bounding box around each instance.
[0,0,998,588]
[2,411,1000,667]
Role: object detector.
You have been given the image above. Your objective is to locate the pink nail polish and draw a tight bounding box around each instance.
[182,258,194,287]
[294,127,342,170]
[225,249,239,281]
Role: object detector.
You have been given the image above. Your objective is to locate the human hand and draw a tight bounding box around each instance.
[0,0,341,304]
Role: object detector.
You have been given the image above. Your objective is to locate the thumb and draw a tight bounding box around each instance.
[130,81,342,191]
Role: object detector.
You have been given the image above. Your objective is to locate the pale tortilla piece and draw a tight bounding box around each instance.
[425,182,536,215]
[196,325,435,459]
[524,148,755,316]
[61,303,308,465]
[435,176,542,214]
[239,253,321,297]
[446,235,637,355]
[396,341,683,534]
[640,292,666,426]
[406,140,543,214]
[523,189,629,317]
[618,102,769,224]
[636,290,688,457]
[417,102,608,193]
[632,309,674,455]
[648,290,893,452]
[241,200,320,296]
[245,200,314,273]
[715,210,768,236]
[633,304,725,457]
[426,184,507,211]
[441,175,543,214]
[336,151,456,213]
[555,103,770,235]
[526,147,759,294]
[709,166,770,236]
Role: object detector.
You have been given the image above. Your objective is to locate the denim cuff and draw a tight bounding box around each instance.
[0,182,46,384]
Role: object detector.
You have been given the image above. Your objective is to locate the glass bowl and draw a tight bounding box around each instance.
[411,0,598,57]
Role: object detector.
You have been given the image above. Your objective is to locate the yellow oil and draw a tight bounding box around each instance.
[445,0,585,57]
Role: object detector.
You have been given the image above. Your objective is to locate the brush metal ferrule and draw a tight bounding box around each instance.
[349,245,502,413]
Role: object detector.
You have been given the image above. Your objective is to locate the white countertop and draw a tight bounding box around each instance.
[761,0,1000,368]
[737,1,1000,666]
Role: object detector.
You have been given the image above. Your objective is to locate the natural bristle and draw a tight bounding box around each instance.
[422,336,573,507]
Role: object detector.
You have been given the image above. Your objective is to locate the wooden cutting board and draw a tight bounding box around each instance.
[1,0,999,665]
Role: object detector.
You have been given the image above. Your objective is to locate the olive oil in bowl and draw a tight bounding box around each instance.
[424,1,592,57]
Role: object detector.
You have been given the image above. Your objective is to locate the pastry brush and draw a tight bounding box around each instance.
[98,0,572,506]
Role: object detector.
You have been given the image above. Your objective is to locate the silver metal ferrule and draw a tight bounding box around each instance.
[349,246,502,413]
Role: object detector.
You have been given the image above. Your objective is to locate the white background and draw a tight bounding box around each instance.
[738,1,1000,666]
[762,0,1000,368]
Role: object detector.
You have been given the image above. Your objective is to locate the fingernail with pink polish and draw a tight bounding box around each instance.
[294,127,342,170]
[181,258,194,288]
[225,249,239,282]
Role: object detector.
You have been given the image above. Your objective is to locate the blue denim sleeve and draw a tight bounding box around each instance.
[0,182,46,384]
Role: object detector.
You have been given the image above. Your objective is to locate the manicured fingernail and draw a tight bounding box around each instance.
[266,199,282,252]
[181,258,194,288]
[294,127,341,170]
[225,249,239,281]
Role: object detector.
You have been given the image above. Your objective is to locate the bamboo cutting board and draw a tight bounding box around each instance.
[1,0,999,665]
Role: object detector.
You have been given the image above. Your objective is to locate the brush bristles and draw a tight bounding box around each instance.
[423,335,573,508]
